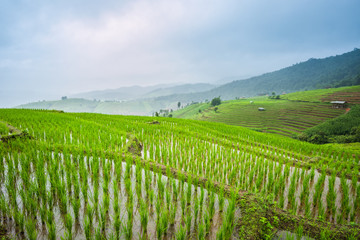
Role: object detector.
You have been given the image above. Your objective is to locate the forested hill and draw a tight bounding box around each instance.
[142,48,360,105]
[204,48,360,99]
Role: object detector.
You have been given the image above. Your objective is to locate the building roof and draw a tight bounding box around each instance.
[330,101,347,104]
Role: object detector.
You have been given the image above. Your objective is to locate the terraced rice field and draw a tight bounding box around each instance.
[0,109,359,239]
[192,99,345,137]
[321,91,360,105]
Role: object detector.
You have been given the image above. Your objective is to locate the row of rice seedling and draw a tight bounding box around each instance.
[0,109,359,239]
[0,139,239,239]
[127,120,359,224]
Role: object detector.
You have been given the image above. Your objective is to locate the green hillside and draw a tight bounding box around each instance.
[173,86,360,137]
[16,49,360,116]
[0,109,359,239]
[149,49,360,104]
[281,85,360,103]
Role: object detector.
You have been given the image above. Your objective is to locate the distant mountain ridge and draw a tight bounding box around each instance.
[71,83,215,101]
[17,49,360,115]
[153,48,360,103]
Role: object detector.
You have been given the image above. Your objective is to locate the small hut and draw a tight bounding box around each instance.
[258,107,266,111]
[330,101,347,109]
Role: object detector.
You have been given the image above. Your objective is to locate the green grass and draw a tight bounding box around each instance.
[298,105,360,143]
[173,97,345,137]
[281,85,360,102]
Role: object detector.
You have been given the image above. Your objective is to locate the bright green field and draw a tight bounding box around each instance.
[281,85,360,102]
[0,109,359,239]
[173,97,345,137]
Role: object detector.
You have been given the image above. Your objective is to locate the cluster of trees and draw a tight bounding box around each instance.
[211,97,221,106]
[268,92,280,99]
[296,105,360,144]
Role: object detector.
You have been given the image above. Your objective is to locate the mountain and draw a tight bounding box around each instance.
[71,83,215,101]
[151,48,360,103]
[211,48,360,99]
[70,84,174,101]
[16,49,360,115]
[17,83,216,115]
[141,83,215,98]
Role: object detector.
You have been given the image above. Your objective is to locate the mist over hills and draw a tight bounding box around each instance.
[155,48,360,103]
[70,83,215,101]
[17,49,360,115]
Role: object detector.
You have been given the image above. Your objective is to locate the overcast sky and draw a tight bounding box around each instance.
[1,0,359,107]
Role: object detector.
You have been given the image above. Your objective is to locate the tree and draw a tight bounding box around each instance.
[62,96,67,100]
[211,97,221,106]
[177,102,181,108]
[155,112,159,117]
[214,107,218,112]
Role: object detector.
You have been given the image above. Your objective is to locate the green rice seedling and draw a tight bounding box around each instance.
[180,192,186,217]
[296,224,304,239]
[139,198,149,234]
[64,213,73,240]
[47,221,56,240]
[340,173,350,223]
[113,212,121,239]
[172,179,179,202]
[165,187,171,210]
[204,210,211,235]
[157,173,165,200]
[355,184,360,220]
[194,197,200,224]
[186,211,192,235]
[155,196,162,221]
[103,193,110,215]
[320,227,331,240]
[326,173,336,222]
[209,191,216,219]
[309,168,315,185]
[160,208,169,237]
[95,225,102,240]
[175,224,186,240]
[318,200,325,221]
[39,204,47,225]
[198,221,206,240]
[123,216,133,240]
[60,191,68,215]
[199,186,205,208]
[86,204,94,230]
[287,169,297,212]
[169,202,177,226]
[72,197,81,221]
[149,189,155,207]
[93,184,99,208]
[25,218,37,240]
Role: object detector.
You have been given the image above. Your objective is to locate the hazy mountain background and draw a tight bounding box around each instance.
[17,49,360,115]
[70,83,215,101]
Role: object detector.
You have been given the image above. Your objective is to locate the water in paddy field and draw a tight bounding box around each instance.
[0,152,240,239]
[141,137,359,225]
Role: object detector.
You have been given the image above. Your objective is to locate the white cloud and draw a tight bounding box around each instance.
[34,0,236,89]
